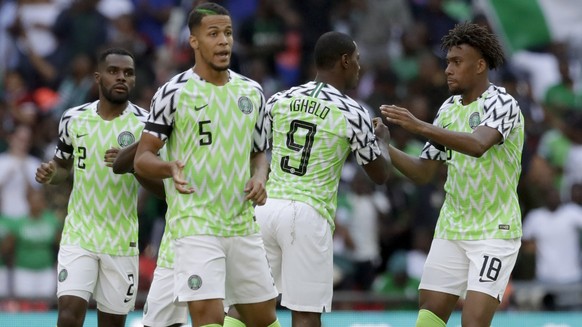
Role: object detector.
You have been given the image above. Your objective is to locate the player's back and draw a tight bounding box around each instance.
[267,81,373,225]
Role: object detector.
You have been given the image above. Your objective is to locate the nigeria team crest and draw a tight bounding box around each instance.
[469,112,481,129]
[117,131,136,147]
[238,96,254,114]
[188,275,202,290]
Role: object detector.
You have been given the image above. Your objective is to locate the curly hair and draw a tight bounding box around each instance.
[441,22,505,70]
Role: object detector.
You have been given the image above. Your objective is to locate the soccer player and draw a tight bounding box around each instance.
[379,22,524,327]
[35,48,148,327]
[229,31,392,327]
[133,3,280,327]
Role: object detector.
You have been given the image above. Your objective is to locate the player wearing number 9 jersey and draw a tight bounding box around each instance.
[246,31,392,326]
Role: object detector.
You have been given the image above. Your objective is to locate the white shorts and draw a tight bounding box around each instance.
[14,267,56,298]
[143,266,188,327]
[173,234,278,307]
[420,238,521,301]
[256,198,333,313]
[57,245,139,314]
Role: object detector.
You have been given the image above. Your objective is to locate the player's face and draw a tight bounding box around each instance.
[445,44,484,95]
[190,15,233,72]
[96,54,135,104]
[346,44,361,90]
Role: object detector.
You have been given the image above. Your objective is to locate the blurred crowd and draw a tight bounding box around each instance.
[1,0,582,312]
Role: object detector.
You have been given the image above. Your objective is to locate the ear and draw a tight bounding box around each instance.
[189,34,198,50]
[341,54,350,69]
[477,58,487,74]
[94,72,100,83]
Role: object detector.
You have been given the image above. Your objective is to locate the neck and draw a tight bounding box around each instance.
[314,72,345,94]
[193,65,229,86]
[97,100,126,120]
[461,79,490,105]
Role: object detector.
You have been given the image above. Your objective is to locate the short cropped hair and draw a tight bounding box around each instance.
[98,48,135,67]
[441,22,505,70]
[314,31,356,70]
[187,2,230,33]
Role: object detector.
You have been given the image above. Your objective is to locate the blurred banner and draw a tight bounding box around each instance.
[480,0,582,53]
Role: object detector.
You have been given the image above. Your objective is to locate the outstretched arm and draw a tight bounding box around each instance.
[135,133,194,194]
[381,105,502,158]
[111,142,166,199]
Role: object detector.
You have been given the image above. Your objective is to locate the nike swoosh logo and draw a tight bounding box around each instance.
[442,123,451,129]
[194,104,208,111]
[478,278,494,283]
[123,298,132,303]
[76,133,88,138]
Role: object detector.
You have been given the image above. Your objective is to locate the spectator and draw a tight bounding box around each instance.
[0,124,41,219]
[5,187,61,301]
[522,184,582,284]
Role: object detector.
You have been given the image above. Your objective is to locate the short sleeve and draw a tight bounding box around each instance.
[144,83,178,142]
[481,92,521,141]
[348,108,381,166]
[55,109,76,160]
[252,89,269,152]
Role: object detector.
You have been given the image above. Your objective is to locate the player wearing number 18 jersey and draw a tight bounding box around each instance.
[380,23,524,327]
[246,31,392,327]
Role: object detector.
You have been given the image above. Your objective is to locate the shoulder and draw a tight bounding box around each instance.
[126,102,149,119]
[154,70,193,97]
[483,84,519,112]
[267,82,314,104]
[230,70,263,93]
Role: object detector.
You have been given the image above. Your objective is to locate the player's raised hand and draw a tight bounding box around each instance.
[104,147,120,168]
[380,104,422,133]
[36,160,57,184]
[171,160,195,194]
[244,176,267,206]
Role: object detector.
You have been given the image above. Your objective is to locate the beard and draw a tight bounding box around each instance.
[100,82,130,104]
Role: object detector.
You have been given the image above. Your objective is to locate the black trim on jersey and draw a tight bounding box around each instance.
[428,139,446,152]
[145,122,172,137]
[57,139,73,154]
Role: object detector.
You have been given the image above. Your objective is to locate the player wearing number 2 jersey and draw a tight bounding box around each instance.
[228,31,392,327]
[35,48,148,327]
[380,23,524,327]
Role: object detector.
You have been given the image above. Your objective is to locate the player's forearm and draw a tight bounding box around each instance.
[48,165,71,185]
[134,151,173,179]
[417,123,490,158]
[113,142,139,174]
[250,151,269,183]
[388,145,434,184]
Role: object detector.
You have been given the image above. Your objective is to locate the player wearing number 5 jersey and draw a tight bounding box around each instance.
[380,23,524,327]
[134,3,280,327]
[228,31,392,327]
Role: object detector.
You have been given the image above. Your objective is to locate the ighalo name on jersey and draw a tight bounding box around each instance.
[290,98,330,119]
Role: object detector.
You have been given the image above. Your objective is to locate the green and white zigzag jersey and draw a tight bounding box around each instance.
[266,82,382,230]
[56,101,148,255]
[156,167,173,269]
[420,84,524,240]
[145,69,268,238]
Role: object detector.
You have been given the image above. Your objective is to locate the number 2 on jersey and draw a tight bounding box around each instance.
[281,120,317,176]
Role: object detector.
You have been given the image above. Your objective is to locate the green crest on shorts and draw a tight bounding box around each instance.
[188,275,202,290]
[58,269,68,282]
